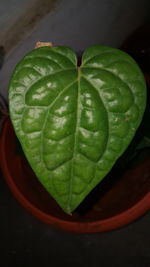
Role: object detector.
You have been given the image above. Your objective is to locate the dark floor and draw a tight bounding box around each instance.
[0,173,150,267]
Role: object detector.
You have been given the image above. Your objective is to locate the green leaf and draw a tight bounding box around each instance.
[9,45,147,213]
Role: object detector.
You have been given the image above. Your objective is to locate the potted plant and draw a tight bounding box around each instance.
[0,42,150,233]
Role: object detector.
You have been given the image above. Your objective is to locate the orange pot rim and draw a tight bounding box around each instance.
[0,118,150,233]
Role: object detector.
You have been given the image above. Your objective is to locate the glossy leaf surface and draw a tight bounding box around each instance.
[9,46,147,213]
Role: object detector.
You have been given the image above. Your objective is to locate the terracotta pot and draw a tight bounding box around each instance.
[0,118,149,233]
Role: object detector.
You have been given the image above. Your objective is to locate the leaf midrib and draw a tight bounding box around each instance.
[67,67,81,212]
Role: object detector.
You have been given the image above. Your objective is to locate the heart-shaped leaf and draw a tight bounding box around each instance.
[9,45,146,213]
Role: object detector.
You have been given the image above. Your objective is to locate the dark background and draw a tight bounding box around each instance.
[0,0,150,266]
